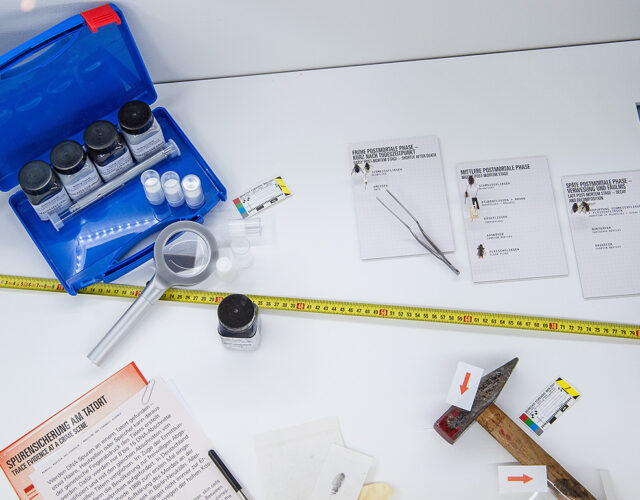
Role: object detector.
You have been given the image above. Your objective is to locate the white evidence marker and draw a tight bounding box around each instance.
[498,465,548,493]
[445,361,484,411]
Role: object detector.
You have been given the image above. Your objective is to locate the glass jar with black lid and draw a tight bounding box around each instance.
[84,120,135,181]
[50,140,103,201]
[118,100,165,162]
[18,160,72,221]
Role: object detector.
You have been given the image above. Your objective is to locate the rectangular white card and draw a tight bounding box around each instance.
[445,361,484,411]
[349,136,455,260]
[457,156,568,282]
[498,465,548,493]
[254,417,344,500]
[309,444,373,500]
[29,379,233,500]
[562,170,640,298]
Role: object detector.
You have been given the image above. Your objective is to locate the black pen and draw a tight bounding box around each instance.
[208,449,249,500]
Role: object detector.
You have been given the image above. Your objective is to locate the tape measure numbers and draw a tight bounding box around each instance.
[1,274,638,341]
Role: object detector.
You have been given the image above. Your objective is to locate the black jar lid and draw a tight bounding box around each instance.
[118,100,154,135]
[50,140,87,175]
[84,120,119,154]
[18,160,56,196]
[218,294,258,336]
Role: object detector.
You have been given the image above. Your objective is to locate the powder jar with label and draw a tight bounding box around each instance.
[217,294,261,351]
[18,160,72,221]
[84,120,135,181]
[118,100,165,162]
[50,140,103,201]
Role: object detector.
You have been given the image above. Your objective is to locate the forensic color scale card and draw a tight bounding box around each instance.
[562,170,640,298]
[350,135,455,260]
[457,156,568,282]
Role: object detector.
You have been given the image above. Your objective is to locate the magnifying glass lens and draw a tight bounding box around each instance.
[162,231,211,278]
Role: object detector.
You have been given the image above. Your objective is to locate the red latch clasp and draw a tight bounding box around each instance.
[81,4,121,33]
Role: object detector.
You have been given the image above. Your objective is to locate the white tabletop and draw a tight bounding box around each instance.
[1,41,639,499]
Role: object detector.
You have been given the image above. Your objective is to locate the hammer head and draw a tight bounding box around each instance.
[433,358,518,444]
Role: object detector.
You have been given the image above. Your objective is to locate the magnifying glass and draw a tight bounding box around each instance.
[88,220,218,365]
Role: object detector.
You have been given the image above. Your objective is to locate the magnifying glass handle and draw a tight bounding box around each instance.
[87,278,167,365]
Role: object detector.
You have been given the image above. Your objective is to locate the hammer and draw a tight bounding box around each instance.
[433,358,596,500]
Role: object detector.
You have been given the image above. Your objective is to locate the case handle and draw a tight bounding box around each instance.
[0,21,82,77]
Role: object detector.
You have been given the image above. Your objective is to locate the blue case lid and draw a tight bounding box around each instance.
[0,4,155,191]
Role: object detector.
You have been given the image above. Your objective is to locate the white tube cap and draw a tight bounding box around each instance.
[215,255,237,281]
[181,174,204,209]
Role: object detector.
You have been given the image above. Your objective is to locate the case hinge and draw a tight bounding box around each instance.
[81,4,122,33]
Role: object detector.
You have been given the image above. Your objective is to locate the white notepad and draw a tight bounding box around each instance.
[350,135,455,260]
[457,156,567,282]
[562,170,640,298]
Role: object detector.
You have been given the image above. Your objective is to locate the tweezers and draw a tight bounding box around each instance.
[377,189,460,275]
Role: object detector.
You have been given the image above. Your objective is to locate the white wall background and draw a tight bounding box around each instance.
[1,0,639,83]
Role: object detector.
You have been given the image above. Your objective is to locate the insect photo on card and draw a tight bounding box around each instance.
[477,244,485,259]
[351,162,371,189]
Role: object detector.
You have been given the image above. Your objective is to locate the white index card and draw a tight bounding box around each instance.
[498,465,548,493]
[445,361,484,411]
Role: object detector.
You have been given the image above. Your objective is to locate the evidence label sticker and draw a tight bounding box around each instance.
[233,176,292,218]
[520,377,580,436]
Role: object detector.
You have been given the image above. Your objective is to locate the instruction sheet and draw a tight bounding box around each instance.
[349,135,455,260]
[0,363,147,500]
[562,170,640,298]
[29,378,233,500]
[457,156,567,282]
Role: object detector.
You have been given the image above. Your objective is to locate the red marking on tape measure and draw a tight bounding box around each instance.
[463,315,472,323]
[296,302,305,310]
[549,322,559,330]
[379,309,389,316]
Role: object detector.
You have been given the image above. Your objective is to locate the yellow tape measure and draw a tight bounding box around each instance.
[1,274,638,341]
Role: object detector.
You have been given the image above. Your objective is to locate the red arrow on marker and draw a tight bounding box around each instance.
[508,474,533,484]
[459,372,471,394]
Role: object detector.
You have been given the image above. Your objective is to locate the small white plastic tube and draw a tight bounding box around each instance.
[161,171,184,207]
[181,174,204,209]
[140,169,164,205]
[215,255,237,281]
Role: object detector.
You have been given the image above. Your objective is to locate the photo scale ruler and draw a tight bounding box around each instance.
[1,275,638,342]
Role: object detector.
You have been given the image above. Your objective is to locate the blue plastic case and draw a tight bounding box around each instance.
[0,4,226,294]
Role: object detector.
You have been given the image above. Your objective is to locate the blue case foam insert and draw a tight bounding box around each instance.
[0,4,226,294]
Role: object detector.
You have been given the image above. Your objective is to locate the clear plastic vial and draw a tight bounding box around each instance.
[50,140,103,201]
[118,100,165,162]
[140,169,165,205]
[18,160,72,221]
[160,171,185,207]
[84,120,135,181]
[181,174,204,209]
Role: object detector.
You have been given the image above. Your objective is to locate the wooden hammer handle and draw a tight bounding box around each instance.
[477,403,596,500]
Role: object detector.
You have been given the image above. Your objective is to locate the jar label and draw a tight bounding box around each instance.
[32,189,72,221]
[63,166,103,200]
[96,150,135,181]
[129,132,164,162]
[219,330,261,351]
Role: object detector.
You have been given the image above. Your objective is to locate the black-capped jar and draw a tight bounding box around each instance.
[217,294,261,351]
[118,101,165,162]
[18,160,72,221]
[50,140,102,201]
[84,120,135,181]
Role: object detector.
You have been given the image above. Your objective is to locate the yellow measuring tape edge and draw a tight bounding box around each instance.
[1,274,638,341]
